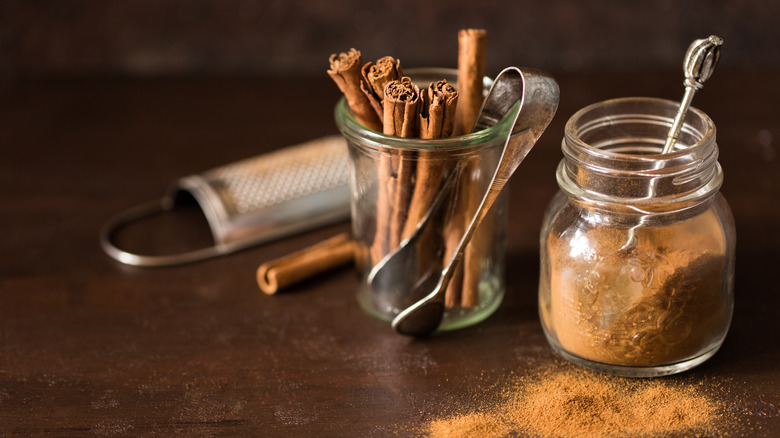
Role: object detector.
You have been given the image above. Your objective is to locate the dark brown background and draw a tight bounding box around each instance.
[2,1,779,437]
[2,0,780,79]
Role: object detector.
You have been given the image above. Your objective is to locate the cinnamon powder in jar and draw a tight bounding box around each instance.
[539,96,736,375]
[545,208,731,367]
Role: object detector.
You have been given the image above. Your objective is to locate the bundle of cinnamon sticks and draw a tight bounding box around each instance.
[326,29,492,309]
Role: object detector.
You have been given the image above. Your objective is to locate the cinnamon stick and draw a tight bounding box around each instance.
[443,174,468,308]
[419,80,459,140]
[402,80,458,240]
[328,49,382,132]
[256,233,355,295]
[382,77,421,254]
[383,77,421,138]
[454,28,489,308]
[361,56,403,121]
[453,29,488,136]
[338,55,404,265]
[462,170,498,308]
[327,41,494,309]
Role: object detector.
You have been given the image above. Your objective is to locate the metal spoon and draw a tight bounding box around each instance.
[369,68,555,299]
[620,35,723,251]
[366,160,463,296]
[391,66,560,336]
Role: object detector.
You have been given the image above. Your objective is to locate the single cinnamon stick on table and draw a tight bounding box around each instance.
[256,233,355,295]
[328,49,382,132]
[454,28,489,308]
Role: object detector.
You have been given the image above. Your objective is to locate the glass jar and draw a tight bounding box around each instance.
[539,97,735,377]
[335,68,511,331]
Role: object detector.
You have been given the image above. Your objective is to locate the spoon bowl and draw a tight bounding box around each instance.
[366,162,463,299]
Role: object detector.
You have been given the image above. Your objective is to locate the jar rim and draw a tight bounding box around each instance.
[564,96,716,161]
[334,67,517,152]
[557,96,722,210]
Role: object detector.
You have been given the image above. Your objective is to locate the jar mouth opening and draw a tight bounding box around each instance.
[564,96,716,162]
[334,67,517,152]
[557,96,722,207]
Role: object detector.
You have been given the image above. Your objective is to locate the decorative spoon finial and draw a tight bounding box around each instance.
[662,35,723,154]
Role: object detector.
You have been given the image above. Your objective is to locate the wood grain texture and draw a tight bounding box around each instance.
[0,71,778,436]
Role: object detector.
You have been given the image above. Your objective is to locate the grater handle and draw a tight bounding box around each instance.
[99,198,228,267]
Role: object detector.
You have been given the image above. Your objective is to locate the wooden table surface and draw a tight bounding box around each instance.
[2,69,778,436]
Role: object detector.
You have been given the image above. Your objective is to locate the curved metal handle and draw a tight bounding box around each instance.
[447,67,560,275]
[471,66,560,228]
[99,199,226,267]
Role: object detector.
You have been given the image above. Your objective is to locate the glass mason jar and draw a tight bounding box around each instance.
[335,68,511,331]
[539,97,736,377]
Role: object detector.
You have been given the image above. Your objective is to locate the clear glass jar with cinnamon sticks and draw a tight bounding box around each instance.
[335,68,511,331]
[538,97,736,377]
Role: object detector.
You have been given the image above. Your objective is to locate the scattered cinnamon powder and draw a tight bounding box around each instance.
[427,412,511,438]
[425,367,731,438]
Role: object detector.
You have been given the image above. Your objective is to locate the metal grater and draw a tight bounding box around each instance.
[100,136,351,266]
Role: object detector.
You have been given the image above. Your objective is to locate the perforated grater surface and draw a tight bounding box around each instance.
[101,136,351,266]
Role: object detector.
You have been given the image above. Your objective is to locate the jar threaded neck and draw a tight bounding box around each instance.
[558,97,720,213]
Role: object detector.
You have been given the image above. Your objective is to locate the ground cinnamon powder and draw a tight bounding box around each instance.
[425,367,729,438]
[543,208,730,367]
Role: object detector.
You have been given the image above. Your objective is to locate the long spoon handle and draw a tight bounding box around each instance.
[441,67,560,291]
